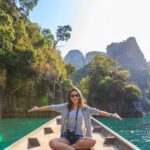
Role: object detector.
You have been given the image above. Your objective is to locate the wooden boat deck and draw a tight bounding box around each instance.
[5,116,140,150]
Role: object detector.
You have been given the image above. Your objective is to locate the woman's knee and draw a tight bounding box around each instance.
[49,139,58,149]
[49,138,70,149]
[90,139,96,146]
[81,138,96,147]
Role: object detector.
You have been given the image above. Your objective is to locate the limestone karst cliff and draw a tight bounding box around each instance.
[107,37,149,92]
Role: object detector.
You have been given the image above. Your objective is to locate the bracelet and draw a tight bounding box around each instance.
[109,113,113,118]
[34,106,38,109]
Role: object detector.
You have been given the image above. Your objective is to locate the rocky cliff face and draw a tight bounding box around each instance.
[85,51,105,65]
[148,61,150,67]
[64,50,104,70]
[64,50,85,70]
[107,37,149,92]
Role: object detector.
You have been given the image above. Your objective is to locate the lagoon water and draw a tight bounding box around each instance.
[99,115,150,150]
[0,118,49,150]
[0,115,150,150]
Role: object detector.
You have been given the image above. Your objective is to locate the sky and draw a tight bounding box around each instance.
[29,0,150,61]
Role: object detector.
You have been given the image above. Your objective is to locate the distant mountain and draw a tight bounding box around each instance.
[107,37,149,92]
[73,65,90,85]
[148,61,150,67]
[107,37,147,69]
[64,37,149,92]
[64,50,85,70]
[85,51,106,65]
[64,50,105,70]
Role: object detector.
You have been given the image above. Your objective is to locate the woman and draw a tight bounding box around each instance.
[28,87,122,150]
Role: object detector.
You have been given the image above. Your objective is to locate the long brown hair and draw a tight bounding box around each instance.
[67,86,87,111]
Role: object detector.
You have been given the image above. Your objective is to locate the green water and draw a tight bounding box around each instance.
[0,118,49,150]
[99,115,150,150]
[0,115,150,150]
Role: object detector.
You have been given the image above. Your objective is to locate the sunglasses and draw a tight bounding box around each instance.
[70,94,80,98]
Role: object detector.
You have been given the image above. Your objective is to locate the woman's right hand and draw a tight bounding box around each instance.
[28,106,38,113]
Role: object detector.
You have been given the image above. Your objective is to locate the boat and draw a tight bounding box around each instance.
[5,116,140,150]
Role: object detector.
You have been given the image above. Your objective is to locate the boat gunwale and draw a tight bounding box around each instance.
[91,116,140,150]
[4,116,58,150]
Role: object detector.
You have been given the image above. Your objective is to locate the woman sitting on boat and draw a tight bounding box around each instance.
[28,86,122,150]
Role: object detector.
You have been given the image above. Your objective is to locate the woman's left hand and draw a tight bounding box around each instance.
[112,113,122,120]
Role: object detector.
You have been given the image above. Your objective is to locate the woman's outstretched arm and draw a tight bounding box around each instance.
[88,106,122,120]
[28,103,67,113]
[99,111,122,120]
[28,106,51,112]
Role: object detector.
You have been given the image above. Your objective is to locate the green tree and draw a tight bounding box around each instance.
[26,22,44,48]
[0,1,73,118]
[79,55,142,117]
[19,0,39,15]
[65,64,76,80]
[0,10,15,56]
[53,25,72,48]
[79,76,90,98]
[42,28,54,48]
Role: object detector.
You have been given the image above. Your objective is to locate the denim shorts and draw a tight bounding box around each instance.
[60,132,83,144]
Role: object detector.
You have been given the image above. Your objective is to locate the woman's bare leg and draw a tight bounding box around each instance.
[71,137,96,149]
[49,138,75,150]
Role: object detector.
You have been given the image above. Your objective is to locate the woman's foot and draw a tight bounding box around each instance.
[49,138,75,150]
[71,137,96,149]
